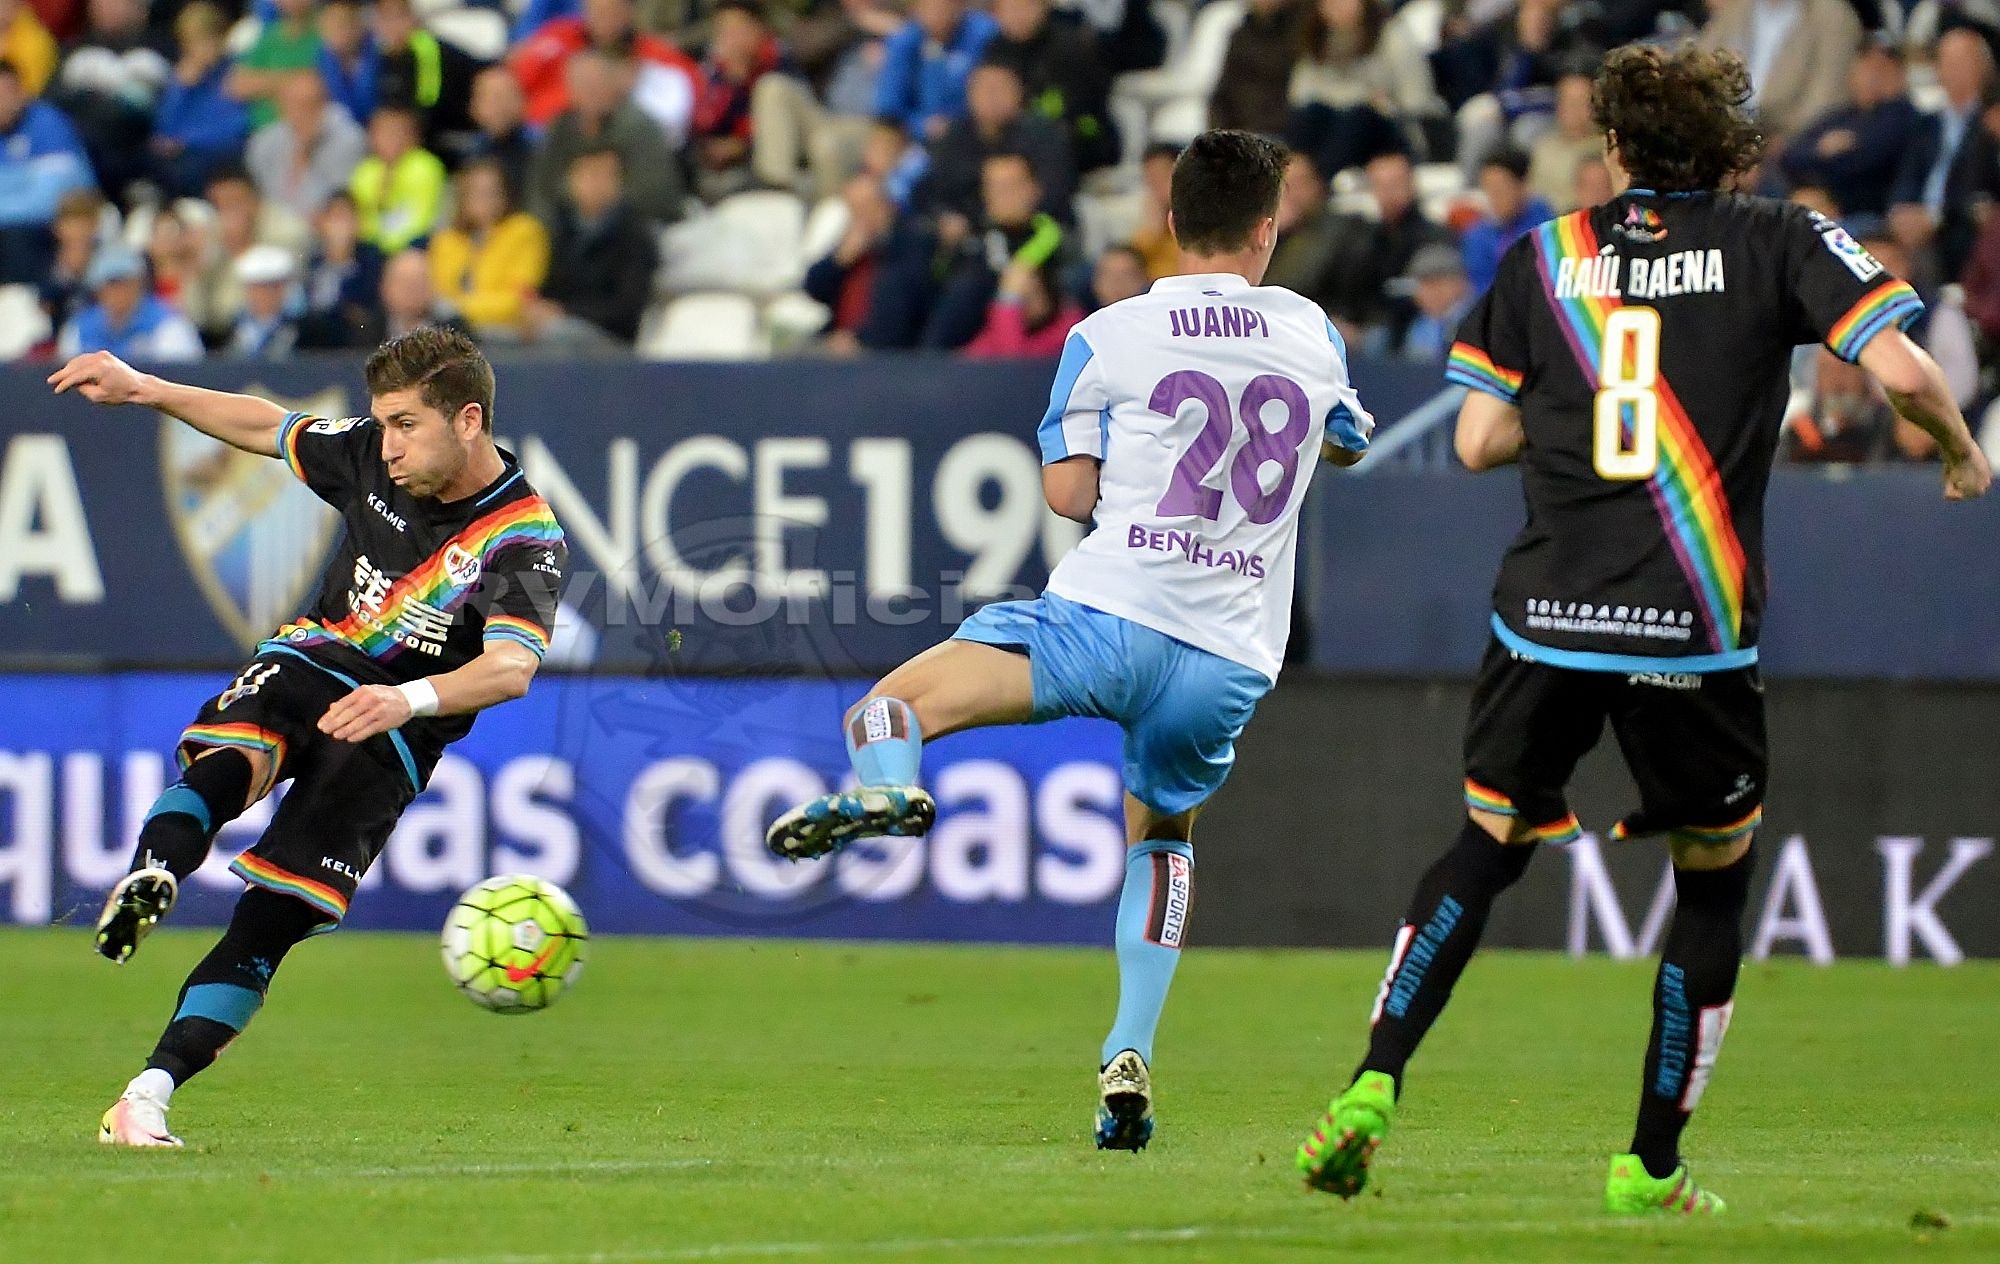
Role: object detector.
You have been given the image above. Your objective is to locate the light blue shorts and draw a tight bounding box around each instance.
[953,592,1270,815]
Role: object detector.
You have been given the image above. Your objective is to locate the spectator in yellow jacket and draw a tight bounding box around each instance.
[349,103,446,252]
[429,156,550,337]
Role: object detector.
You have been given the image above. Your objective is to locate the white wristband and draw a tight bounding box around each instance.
[396,678,440,718]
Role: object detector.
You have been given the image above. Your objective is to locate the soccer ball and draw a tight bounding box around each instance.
[440,875,588,1014]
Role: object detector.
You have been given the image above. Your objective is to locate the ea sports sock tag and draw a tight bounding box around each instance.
[846,697,923,787]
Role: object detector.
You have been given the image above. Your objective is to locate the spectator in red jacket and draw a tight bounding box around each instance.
[961,256,1080,358]
[510,0,698,142]
[691,0,779,201]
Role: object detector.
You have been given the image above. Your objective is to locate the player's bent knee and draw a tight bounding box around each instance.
[1126,794,1198,845]
[1668,831,1755,871]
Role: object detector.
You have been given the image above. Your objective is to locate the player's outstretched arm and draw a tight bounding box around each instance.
[316,642,541,744]
[48,351,287,459]
[1858,330,1993,501]
[1453,390,1526,472]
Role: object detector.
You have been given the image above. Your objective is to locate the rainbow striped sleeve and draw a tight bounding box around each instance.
[1826,280,1923,363]
[276,411,314,483]
[1446,342,1526,402]
[484,614,552,658]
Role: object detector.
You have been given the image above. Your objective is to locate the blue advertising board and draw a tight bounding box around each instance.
[0,671,1128,940]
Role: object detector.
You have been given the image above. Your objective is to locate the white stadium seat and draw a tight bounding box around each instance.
[798,195,851,273]
[641,292,767,361]
[430,8,509,60]
[1110,0,1243,164]
[658,190,809,297]
[0,285,52,360]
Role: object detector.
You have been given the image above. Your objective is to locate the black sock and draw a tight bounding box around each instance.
[145,888,325,1085]
[1360,820,1537,1085]
[1630,846,1756,1179]
[132,750,254,882]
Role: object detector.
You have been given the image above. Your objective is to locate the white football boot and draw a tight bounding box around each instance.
[100,1085,183,1148]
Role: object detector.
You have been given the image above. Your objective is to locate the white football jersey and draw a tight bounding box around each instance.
[1037,273,1373,682]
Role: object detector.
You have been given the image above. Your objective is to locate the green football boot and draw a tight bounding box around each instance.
[1604,1153,1727,1215]
[1296,1070,1397,1197]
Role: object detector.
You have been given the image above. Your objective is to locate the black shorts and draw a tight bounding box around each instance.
[1462,640,1766,844]
[177,651,422,925]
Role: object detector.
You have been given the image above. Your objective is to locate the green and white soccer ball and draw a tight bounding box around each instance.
[440,875,588,1014]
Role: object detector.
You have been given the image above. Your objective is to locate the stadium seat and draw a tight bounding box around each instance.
[799,196,850,273]
[1148,97,1209,146]
[429,7,509,60]
[763,290,833,353]
[410,0,462,19]
[641,292,768,360]
[1388,0,1445,53]
[657,190,809,298]
[1110,0,1242,164]
[1414,163,1466,201]
[0,286,52,360]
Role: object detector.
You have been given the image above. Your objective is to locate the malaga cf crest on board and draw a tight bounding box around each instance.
[161,386,344,651]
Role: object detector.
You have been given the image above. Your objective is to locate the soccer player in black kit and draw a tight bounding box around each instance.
[50,327,568,1147]
[1296,45,1991,1212]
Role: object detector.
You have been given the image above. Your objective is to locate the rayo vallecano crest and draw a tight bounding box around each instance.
[161,386,344,651]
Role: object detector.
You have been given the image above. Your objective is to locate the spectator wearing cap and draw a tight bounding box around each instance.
[350,102,446,251]
[523,143,658,346]
[984,0,1117,173]
[1890,25,2000,285]
[297,188,381,347]
[961,255,1081,358]
[37,186,100,330]
[874,0,998,142]
[1210,0,1305,138]
[374,0,481,155]
[244,70,368,221]
[57,242,203,360]
[690,0,780,203]
[1461,147,1552,295]
[529,48,688,224]
[1696,0,1859,147]
[1286,0,1434,179]
[1781,37,1920,219]
[226,242,301,356]
[184,162,311,336]
[920,59,1072,226]
[1394,243,1472,362]
[228,0,323,130]
[151,1,250,200]
[0,0,57,96]
[1528,72,1601,214]
[509,0,700,142]
[429,156,549,338]
[0,57,95,284]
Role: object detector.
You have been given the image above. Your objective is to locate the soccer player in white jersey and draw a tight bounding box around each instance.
[766,130,1373,1150]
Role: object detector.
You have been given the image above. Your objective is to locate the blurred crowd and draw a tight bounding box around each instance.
[2,0,1998,457]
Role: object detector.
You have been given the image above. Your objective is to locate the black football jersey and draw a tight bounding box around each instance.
[259,411,568,758]
[1446,191,1923,669]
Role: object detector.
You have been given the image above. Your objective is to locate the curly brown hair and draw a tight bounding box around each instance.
[1592,43,1764,193]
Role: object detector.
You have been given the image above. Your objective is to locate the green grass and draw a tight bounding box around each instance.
[6,929,1997,1263]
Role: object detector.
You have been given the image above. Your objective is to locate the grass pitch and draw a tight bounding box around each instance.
[7,929,1998,1263]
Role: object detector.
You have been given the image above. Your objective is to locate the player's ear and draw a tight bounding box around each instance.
[454,402,483,438]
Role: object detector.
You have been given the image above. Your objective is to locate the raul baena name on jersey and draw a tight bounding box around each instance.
[1553,248,1726,301]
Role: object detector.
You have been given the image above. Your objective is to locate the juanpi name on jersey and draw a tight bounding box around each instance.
[1125,524,1268,577]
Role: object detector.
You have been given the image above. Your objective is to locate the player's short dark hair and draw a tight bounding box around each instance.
[365,326,497,433]
[1594,43,1764,193]
[1169,129,1287,256]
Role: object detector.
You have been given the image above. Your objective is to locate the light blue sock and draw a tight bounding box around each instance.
[1102,839,1195,1066]
[845,696,923,786]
